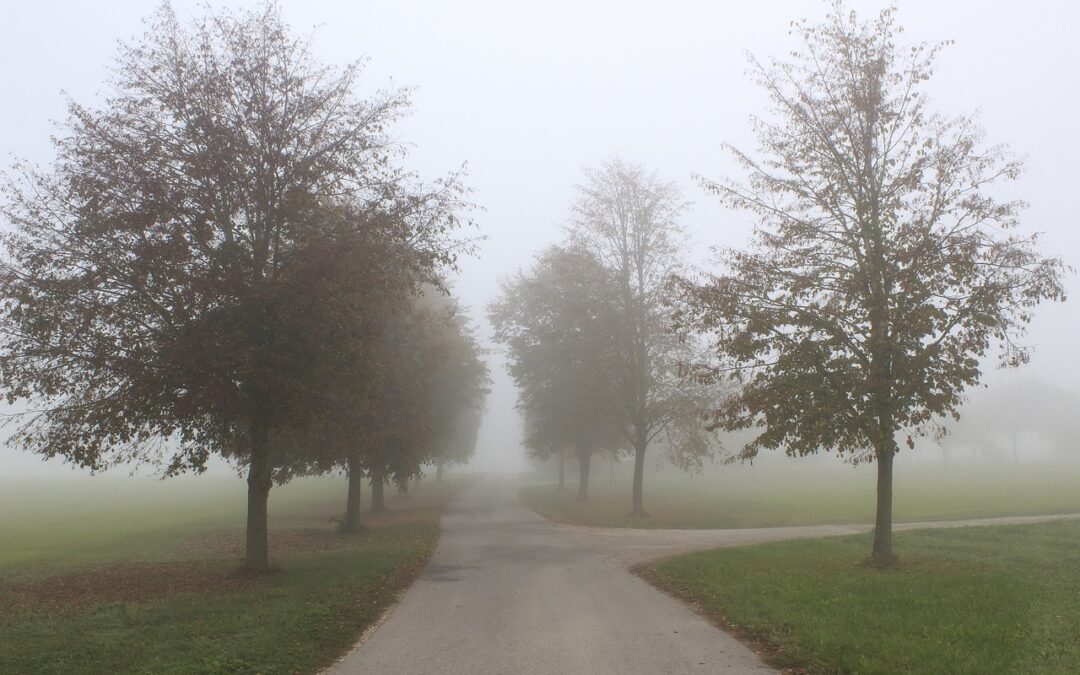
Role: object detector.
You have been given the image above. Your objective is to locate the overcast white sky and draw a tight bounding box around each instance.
[1,0,1078,476]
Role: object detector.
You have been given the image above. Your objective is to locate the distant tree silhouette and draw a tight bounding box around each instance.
[491,246,623,501]
[569,160,712,514]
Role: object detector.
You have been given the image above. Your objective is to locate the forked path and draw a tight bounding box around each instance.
[326,476,1080,674]
[327,476,775,674]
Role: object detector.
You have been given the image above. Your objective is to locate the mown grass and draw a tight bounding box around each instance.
[521,463,1080,529]
[641,520,1080,674]
[0,474,444,577]
[0,473,467,674]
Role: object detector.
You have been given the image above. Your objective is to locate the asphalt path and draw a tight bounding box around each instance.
[327,476,776,674]
[327,476,1080,674]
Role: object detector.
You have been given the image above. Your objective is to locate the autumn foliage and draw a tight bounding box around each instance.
[0,4,480,571]
[674,4,1066,565]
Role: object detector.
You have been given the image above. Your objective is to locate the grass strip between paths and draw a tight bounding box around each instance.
[520,465,1080,530]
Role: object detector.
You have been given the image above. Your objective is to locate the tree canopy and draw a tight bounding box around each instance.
[490,245,623,500]
[0,2,471,570]
[568,159,713,514]
[674,3,1066,565]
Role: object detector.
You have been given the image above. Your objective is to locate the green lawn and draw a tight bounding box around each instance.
[640,520,1080,674]
[521,463,1080,529]
[0,473,466,673]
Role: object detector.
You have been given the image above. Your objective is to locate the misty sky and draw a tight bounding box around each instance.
[1,0,1078,476]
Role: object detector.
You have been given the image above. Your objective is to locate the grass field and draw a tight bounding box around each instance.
[640,520,1080,674]
[521,462,1080,529]
[0,473,466,673]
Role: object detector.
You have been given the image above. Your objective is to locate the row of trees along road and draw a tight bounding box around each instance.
[0,4,488,572]
[491,160,715,513]
[673,4,1067,566]
[495,3,1066,567]
[271,289,489,533]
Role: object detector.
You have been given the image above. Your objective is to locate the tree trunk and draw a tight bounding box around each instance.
[860,82,896,568]
[340,450,365,534]
[576,446,592,502]
[867,321,897,566]
[436,459,444,482]
[244,420,272,572]
[557,448,565,491]
[870,437,896,567]
[631,425,647,516]
[370,466,386,513]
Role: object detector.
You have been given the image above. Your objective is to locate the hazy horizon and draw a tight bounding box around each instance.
[2,0,1078,478]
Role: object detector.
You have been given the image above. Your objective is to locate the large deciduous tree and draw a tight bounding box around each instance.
[569,160,711,514]
[674,3,1066,565]
[0,3,467,571]
[490,245,625,502]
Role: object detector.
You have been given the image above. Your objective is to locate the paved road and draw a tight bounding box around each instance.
[327,477,1080,674]
[326,476,776,674]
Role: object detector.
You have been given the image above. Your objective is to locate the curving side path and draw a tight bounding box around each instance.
[559,511,1080,568]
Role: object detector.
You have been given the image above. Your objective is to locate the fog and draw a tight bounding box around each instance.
[2,0,1079,479]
